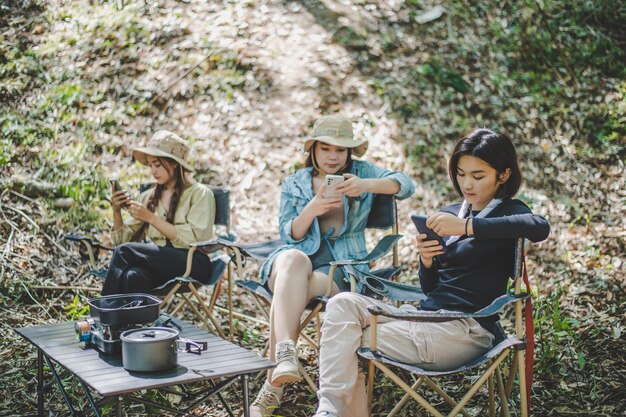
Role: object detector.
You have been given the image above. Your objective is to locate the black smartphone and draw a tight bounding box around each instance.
[110,179,123,192]
[410,214,446,248]
[110,179,130,207]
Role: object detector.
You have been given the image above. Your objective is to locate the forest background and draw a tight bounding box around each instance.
[0,0,624,416]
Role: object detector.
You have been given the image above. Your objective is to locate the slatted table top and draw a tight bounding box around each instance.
[16,320,274,396]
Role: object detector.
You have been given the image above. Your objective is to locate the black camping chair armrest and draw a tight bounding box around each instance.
[330,234,402,267]
[367,293,528,322]
[63,233,114,251]
[190,237,283,259]
[354,272,425,302]
[190,237,285,271]
[190,237,237,253]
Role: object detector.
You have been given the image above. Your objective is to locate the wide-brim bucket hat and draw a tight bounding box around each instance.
[303,115,368,157]
[132,130,194,172]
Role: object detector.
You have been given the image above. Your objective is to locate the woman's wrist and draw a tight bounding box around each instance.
[367,178,399,195]
[300,204,316,220]
[363,178,375,193]
[465,218,473,236]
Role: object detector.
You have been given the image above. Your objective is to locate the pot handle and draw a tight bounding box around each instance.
[176,338,208,355]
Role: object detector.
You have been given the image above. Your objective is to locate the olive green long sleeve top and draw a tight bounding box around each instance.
[111,183,215,249]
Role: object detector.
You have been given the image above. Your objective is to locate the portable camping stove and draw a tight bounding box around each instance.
[74,294,163,355]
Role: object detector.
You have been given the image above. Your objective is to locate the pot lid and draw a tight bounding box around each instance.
[121,327,178,342]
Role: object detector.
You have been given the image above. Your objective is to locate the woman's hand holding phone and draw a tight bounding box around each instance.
[415,233,445,268]
[305,184,343,217]
[412,213,448,269]
[291,184,342,241]
[111,180,130,212]
[335,173,367,197]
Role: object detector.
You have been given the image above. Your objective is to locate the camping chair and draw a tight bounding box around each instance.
[357,238,532,417]
[206,194,408,392]
[64,186,233,340]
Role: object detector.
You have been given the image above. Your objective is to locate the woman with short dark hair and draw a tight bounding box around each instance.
[311,128,550,417]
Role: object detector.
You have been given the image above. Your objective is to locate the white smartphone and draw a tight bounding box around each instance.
[323,174,345,199]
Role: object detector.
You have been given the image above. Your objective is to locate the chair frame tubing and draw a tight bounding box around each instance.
[160,246,229,340]
[364,238,530,417]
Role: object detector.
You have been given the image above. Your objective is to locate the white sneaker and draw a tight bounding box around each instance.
[312,412,338,417]
[270,339,302,385]
[250,380,283,417]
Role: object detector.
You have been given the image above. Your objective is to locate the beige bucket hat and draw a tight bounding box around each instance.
[132,130,194,172]
[303,115,368,157]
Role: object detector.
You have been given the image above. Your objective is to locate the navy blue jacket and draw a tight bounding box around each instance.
[418,199,550,328]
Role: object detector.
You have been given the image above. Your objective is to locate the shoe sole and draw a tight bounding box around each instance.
[271,373,302,385]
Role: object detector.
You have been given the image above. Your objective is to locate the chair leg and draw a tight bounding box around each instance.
[367,361,375,416]
[299,330,319,351]
[171,297,187,316]
[298,303,323,351]
[315,310,321,348]
[447,350,509,417]
[297,359,318,394]
[387,377,424,417]
[227,264,234,341]
[161,282,182,307]
[489,373,495,417]
[517,349,528,417]
[298,304,323,334]
[180,293,212,331]
[373,361,445,417]
[252,294,271,320]
[185,287,228,340]
[495,366,511,417]
[421,377,472,417]
[505,351,518,398]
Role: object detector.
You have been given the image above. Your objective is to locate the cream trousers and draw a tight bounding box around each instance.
[316,292,494,417]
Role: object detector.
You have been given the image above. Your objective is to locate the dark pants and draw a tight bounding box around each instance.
[310,238,350,292]
[102,242,212,295]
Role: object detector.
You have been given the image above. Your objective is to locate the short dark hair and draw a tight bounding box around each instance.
[448,128,522,199]
[305,141,353,176]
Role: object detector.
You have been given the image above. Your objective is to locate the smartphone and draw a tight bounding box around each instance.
[323,174,345,199]
[110,179,130,207]
[410,214,446,248]
[110,179,123,192]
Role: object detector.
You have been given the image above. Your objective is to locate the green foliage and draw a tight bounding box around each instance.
[1,0,623,414]
[533,283,587,376]
[0,47,45,100]
[0,0,252,237]
[416,60,470,94]
[63,294,89,321]
[0,137,14,166]
[390,0,626,169]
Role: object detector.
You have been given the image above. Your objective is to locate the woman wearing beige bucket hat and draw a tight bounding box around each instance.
[249,115,415,417]
[102,130,216,295]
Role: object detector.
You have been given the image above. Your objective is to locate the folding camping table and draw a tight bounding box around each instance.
[15,318,274,416]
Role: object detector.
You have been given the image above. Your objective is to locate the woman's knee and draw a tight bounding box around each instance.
[110,243,134,265]
[274,249,312,275]
[113,242,142,257]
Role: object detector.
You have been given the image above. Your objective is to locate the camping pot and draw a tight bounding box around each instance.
[120,327,207,372]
